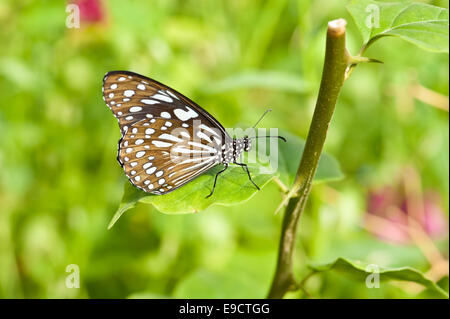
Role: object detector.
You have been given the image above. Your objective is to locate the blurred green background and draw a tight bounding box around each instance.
[0,0,448,298]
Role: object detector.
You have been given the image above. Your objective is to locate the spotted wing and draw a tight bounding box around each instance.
[102,70,228,138]
[118,116,224,194]
[103,71,228,194]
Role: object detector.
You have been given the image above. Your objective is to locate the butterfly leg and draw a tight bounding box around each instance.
[235,163,260,191]
[206,164,229,199]
[116,136,124,167]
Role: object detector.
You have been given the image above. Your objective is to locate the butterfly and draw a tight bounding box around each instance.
[102,71,284,198]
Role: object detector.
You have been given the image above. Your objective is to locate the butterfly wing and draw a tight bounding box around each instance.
[103,71,227,136]
[103,71,228,194]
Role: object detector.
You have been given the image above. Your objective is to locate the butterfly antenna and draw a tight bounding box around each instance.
[250,109,285,142]
[252,109,272,129]
[250,136,286,142]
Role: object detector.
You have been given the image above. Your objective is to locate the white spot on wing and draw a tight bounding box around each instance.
[143,163,152,169]
[129,106,142,112]
[171,147,209,154]
[124,90,135,97]
[188,141,217,152]
[180,131,190,139]
[158,133,182,143]
[152,140,172,148]
[161,112,171,119]
[180,157,216,172]
[199,124,221,137]
[166,90,179,100]
[152,94,173,103]
[141,99,159,105]
[197,131,212,143]
[174,107,198,121]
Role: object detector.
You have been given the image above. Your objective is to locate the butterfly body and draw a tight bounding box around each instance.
[220,138,251,164]
[102,71,258,197]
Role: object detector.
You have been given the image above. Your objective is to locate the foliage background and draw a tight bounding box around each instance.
[0,0,448,298]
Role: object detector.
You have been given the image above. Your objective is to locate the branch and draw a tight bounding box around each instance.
[267,19,349,299]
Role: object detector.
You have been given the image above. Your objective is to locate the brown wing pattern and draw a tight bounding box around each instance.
[103,71,227,137]
[103,71,227,194]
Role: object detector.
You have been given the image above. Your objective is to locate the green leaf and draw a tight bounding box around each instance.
[108,161,275,229]
[108,130,344,228]
[437,276,449,293]
[202,71,311,94]
[173,250,275,298]
[173,269,263,298]
[308,257,449,298]
[277,130,344,186]
[347,0,449,53]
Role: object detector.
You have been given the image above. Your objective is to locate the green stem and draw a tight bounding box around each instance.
[267,18,349,299]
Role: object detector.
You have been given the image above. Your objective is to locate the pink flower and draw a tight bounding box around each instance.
[421,193,448,237]
[70,0,105,24]
[365,183,447,245]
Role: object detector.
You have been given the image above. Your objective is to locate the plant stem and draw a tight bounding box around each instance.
[267,19,349,299]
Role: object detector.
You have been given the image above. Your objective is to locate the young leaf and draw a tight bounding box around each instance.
[347,0,449,53]
[308,257,449,298]
[108,131,343,228]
